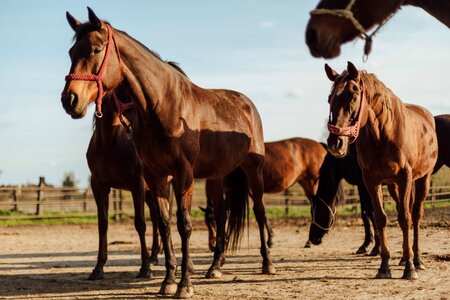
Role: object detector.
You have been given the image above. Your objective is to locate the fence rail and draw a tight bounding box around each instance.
[1,178,450,221]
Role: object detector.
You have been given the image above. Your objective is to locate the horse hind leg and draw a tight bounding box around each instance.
[411,174,431,271]
[145,189,161,265]
[356,186,373,255]
[89,177,110,280]
[242,155,276,275]
[131,181,152,278]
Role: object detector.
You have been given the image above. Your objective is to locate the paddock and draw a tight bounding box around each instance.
[1,210,449,300]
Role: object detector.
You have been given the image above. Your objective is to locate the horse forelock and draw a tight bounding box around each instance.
[72,21,110,42]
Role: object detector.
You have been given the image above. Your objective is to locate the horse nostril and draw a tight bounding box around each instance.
[336,137,343,149]
[69,93,78,108]
[305,27,317,47]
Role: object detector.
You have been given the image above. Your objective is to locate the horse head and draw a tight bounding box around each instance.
[305,0,402,59]
[325,61,367,158]
[61,7,123,119]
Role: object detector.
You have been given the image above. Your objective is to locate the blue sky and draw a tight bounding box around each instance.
[0,1,449,186]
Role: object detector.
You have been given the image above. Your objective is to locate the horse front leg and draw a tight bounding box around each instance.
[363,173,391,279]
[356,186,375,255]
[395,168,417,280]
[145,189,161,265]
[130,179,151,278]
[173,173,195,298]
[89,176,110,280]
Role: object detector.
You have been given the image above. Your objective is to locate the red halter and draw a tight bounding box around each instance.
[65,24,117,118]
[327,71,366,144]
[112,91,134,132]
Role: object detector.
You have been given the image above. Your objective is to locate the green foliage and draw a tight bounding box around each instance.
[62,171,78,187]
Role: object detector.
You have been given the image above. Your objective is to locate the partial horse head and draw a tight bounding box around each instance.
[308,194,338,245]
[305,0,402,59]
[61,8,122,119]
[325,61,366,158]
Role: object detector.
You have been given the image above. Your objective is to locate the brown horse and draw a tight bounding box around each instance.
[61,8,274,298]
[306,0,450,59]
[203,137,327,251]
[325,61,438,280]
[434,114,450,173]
[86,90,161,280]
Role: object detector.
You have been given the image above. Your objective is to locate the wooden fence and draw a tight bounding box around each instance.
[1,177,449,221]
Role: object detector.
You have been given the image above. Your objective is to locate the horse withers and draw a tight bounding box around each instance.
[325,61,438,280]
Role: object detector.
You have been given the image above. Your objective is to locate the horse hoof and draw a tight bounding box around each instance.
[159,283,177,295]
[399,258,406,266]
[402,269,419,280]
[205,269,222,279]
[262,264,276,275]
[356,246,368,255]
[375,269,392,279]
[367,247,380,257]
[267,240,273,249]
[414,258,426,270]
[149,256,159,265]
[136,267,152,279]
[304,240,312,248]
[174,286,194,299]
[88,269,104,280]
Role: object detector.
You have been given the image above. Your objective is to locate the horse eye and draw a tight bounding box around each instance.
[93,48,102,55]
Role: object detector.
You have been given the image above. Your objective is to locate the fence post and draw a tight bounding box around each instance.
[36,176,45,216]
[113,189,118,221]
[284,189,290,216]
[12,185,21,212]
[118,190,123,221]
[83,188,88,212]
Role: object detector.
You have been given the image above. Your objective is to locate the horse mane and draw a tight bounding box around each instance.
[72,22,188,78]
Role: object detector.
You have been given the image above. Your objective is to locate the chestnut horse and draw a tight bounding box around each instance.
[308,114,450,256]
[61,8,274,298]
[86,90,161,280]
[308,142,380,256]
[202,137,327,251]
[325,61,438,280]
[202,138,327,251]
[306,0,450,59]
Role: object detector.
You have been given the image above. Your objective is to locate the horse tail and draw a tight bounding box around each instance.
[225,167,249,252]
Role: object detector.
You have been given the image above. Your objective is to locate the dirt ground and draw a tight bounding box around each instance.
[0,214,449,300]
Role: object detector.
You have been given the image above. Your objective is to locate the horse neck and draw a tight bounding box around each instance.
[360,73,403,141]
[114,29,189,135]
[403,0,450,28]
[316,154,343,204]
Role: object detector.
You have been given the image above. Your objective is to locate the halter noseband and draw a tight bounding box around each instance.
[65,24,119,118]
[327,70,365,144]
[310,0,399,61]
[311,196,337,232]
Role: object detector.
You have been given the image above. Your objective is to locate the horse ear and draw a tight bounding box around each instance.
[87,7,102,27]
[66,12,80,31]
[324,64,338,82]
[347,61,359,80]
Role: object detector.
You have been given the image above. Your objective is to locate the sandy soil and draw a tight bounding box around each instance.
[0,217,449,300]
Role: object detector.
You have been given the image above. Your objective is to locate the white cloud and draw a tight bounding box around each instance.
[259,21,275,29]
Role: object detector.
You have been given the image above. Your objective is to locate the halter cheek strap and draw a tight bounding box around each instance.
[112,91,134,132]
[327,71,366,144]
[311,196,337,232]
[65,24,118,118]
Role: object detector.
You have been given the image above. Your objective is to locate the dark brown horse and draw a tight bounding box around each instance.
[61,8,274,298]
[434,114,450,173]
[325,61,438,280]
[86,90,161,280]
[203,137,327,251]
[306,0,450,59]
